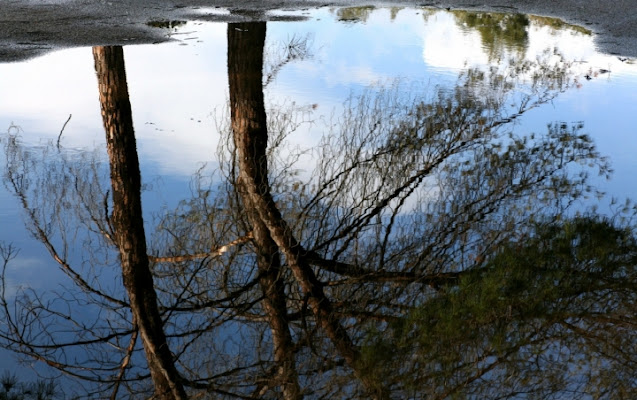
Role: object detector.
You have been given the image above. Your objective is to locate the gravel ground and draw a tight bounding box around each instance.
[1,0,636,62]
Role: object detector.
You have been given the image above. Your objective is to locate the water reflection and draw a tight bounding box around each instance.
[0,7,636,399]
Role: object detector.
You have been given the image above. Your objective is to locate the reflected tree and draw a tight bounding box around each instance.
[93,46,187,400]
[359,216,637,398]
[1,15,635,400]
[227,21,301,400]
[333,6,376,23]
[453,11,529,61]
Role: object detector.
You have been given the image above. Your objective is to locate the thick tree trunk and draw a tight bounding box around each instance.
[93,46,188,400]
[227,22,301,400]
[227,23,386,399]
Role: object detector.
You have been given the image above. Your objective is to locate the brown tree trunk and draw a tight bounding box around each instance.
[227,23,386,399]
[227,22,301,400]
[93,46,188,400]
[243,186,302,399]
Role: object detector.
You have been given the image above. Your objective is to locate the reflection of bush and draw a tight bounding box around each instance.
[453,11,529,60]
[333,6,404,22]
[361,216,637,398]
[451,10,592,61]
[334,6,376,23]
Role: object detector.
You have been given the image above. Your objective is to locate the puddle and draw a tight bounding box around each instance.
[0,6,636,396]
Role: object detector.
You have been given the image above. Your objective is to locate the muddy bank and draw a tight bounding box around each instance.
[1,0,636,62]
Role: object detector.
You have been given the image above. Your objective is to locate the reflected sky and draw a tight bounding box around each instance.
[1,6,636,275]
[0,8,635,176]
[0,5,637,378]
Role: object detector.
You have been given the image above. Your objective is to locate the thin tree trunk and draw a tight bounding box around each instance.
[243,184,301,399]
[227,22,301,400]
[227,23,387,399]
[93,46,188,400]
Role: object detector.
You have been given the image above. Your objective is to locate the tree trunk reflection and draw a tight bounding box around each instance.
[93,46,187,400]
[227,22,386,399]
[227,22,302,400]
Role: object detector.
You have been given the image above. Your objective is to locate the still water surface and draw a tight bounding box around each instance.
[0,5,636,393]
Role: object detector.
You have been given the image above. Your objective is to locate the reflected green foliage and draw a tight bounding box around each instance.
[360,217,637,398]
[334,6,376,23]
[389,7,403,21]
[453,11,529,60]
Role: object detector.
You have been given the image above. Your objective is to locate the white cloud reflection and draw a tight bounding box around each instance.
[0,7,635,187]
[421,12,488,71]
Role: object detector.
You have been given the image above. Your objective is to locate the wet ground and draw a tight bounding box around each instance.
[1,0,637,62]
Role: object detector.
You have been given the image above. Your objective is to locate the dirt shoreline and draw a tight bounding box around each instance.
[1,0,636,62]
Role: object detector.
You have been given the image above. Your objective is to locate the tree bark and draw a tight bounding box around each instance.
[227,22,301,400]
[227,23,386,399]
[93,46,188,400]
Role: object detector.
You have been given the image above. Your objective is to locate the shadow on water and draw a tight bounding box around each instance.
[0,7,635,399]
